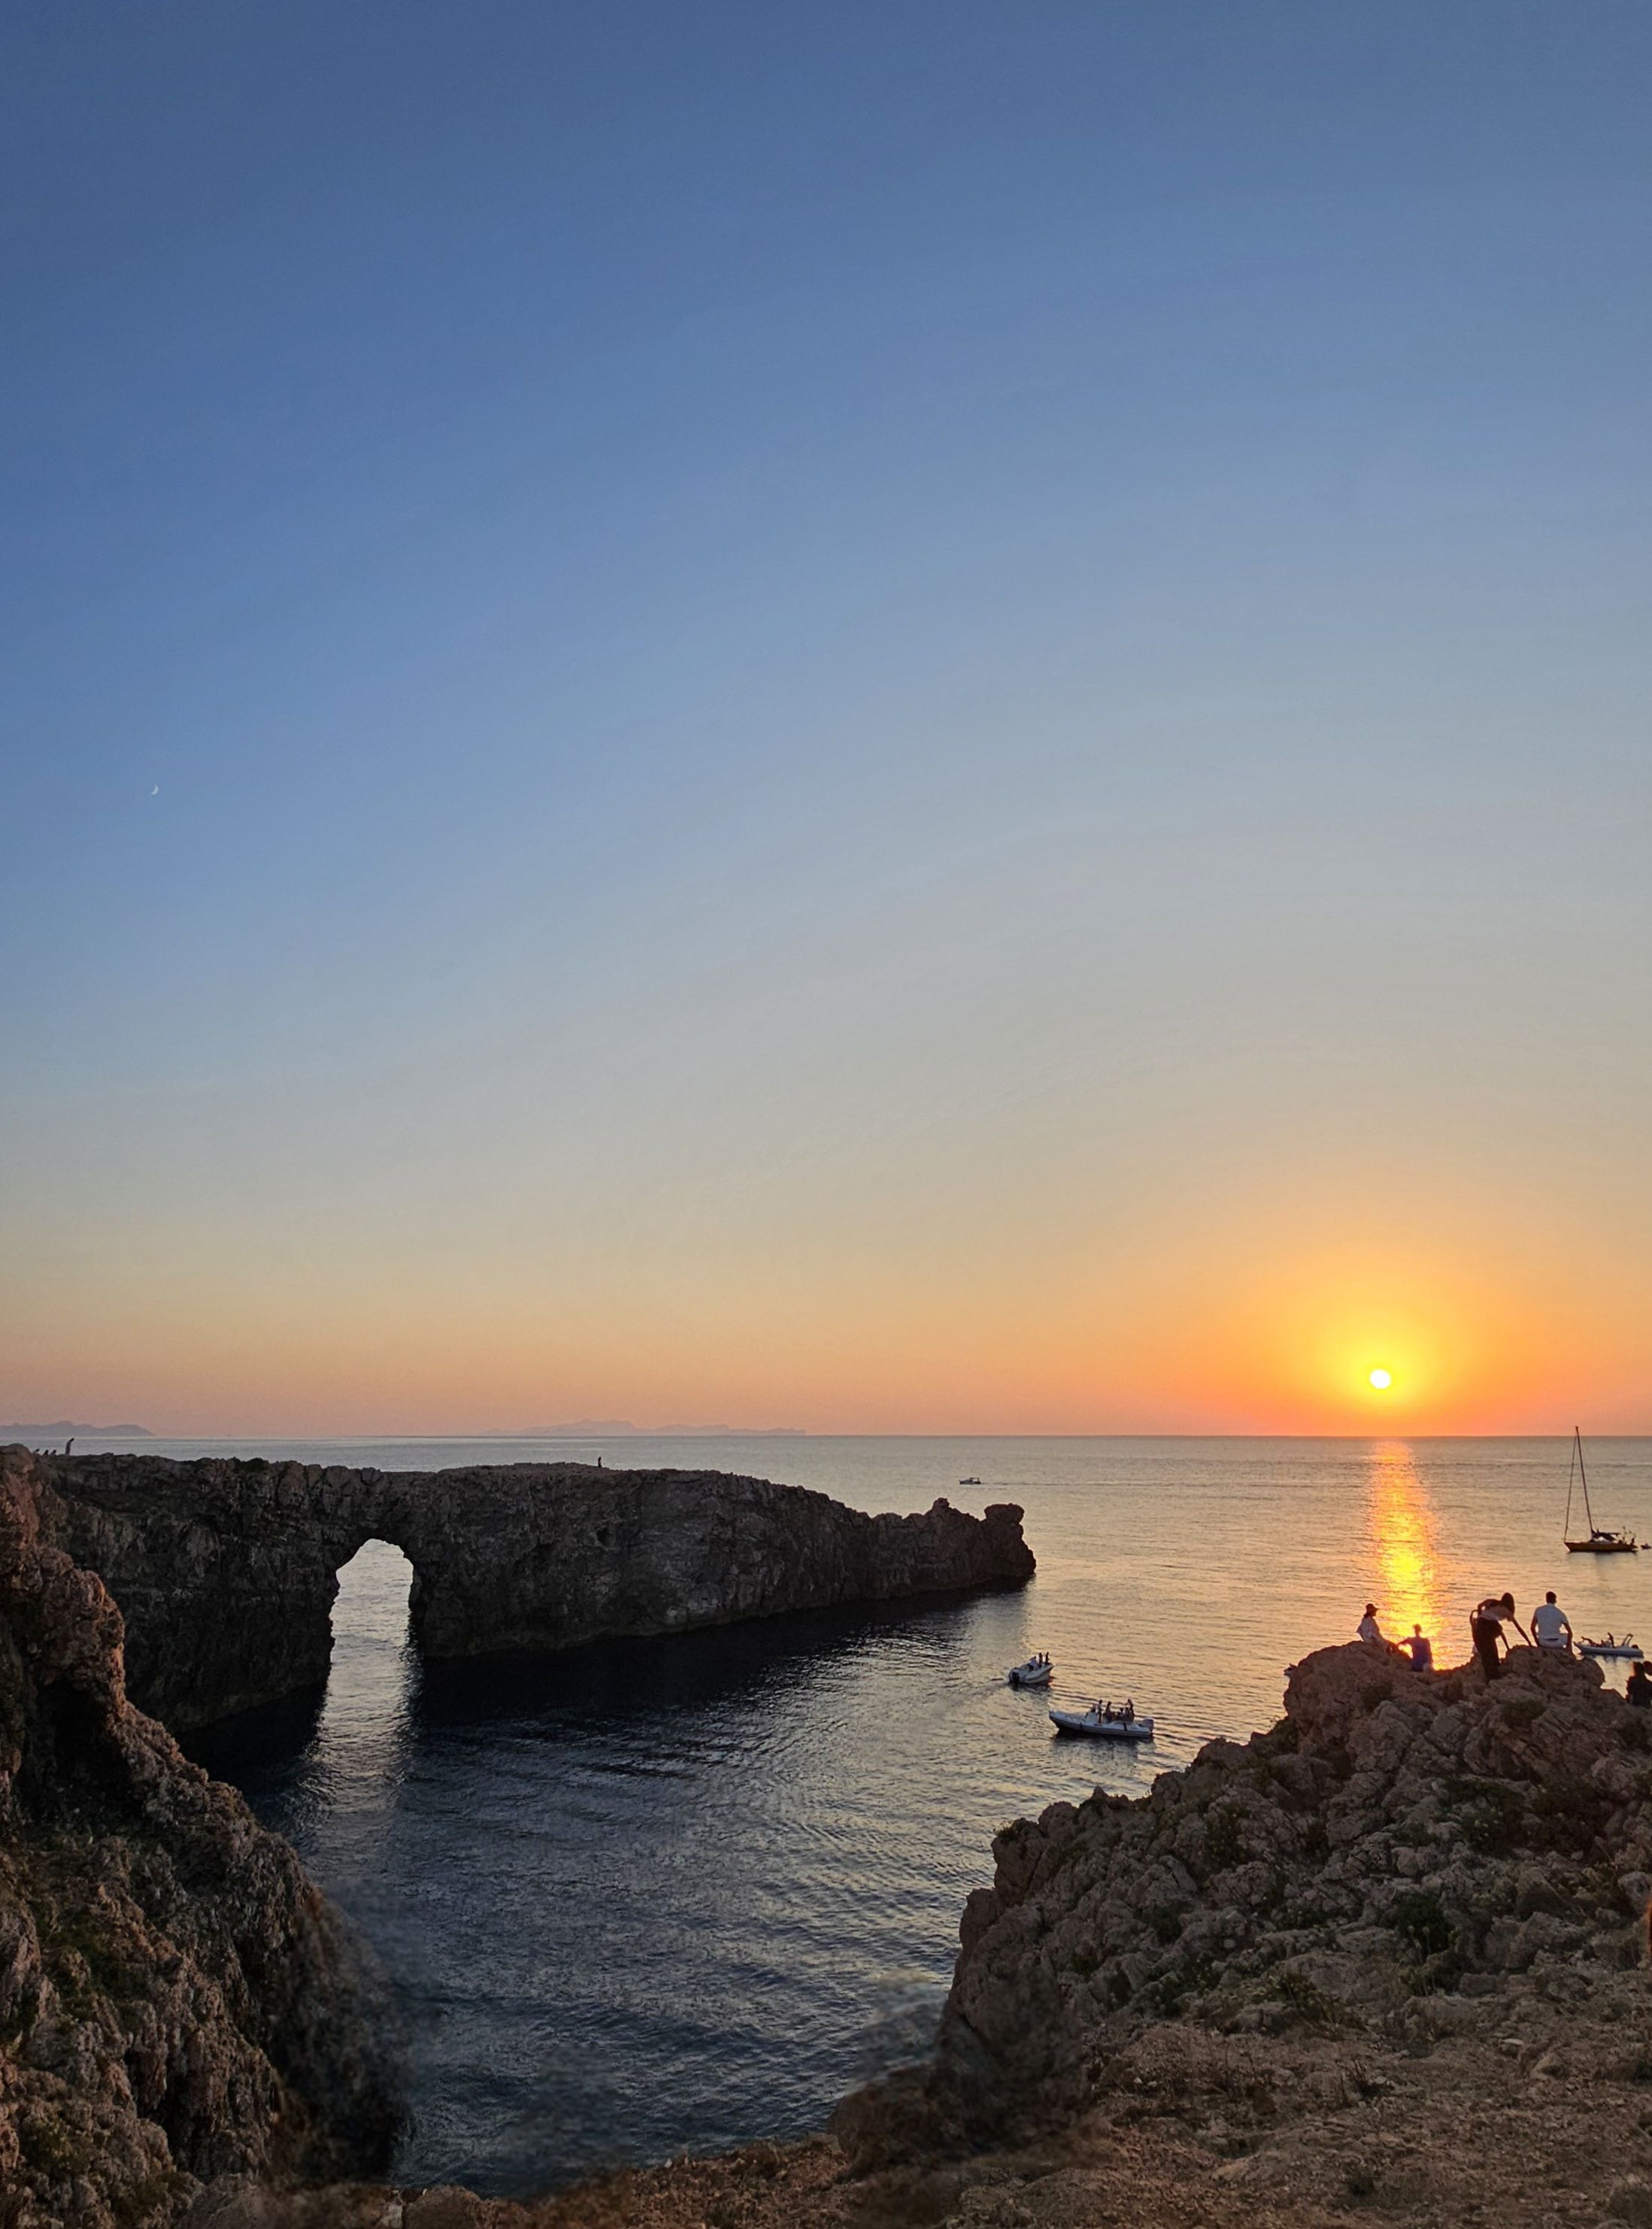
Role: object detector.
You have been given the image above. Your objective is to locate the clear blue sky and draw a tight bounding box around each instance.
[4,3,1650,1433]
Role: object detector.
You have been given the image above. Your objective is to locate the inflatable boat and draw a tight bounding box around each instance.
[1050,1707,1155,1741]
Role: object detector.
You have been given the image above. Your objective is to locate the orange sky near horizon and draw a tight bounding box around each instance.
[6,1152,1648,1437]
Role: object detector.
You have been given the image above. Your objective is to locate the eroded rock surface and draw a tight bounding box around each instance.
[921,1637,1652,2143]
[0,1448,401,2229]
[38,1454,1034,1729]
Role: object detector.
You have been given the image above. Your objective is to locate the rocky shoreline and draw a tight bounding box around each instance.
[5,1435,1652,2227]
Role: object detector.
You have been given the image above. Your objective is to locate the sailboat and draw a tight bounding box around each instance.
[1564,1427,1638,1554]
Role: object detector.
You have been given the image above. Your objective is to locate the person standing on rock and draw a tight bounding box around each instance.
[1627,1662,1652,1709]
[1471,1592,1527,1679]
[1530,1591,1574,1654]
[1399,1624,1433,1672]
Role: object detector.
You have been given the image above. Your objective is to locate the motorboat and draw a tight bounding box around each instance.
[1580,1635,1644,1661]
[959,1475,982,1485]
[1564,1428,1638,1554]
[1050,1706,1155,1742]
[1007,1654,1053,1688]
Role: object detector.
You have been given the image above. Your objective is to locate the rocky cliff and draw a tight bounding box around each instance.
[921,1638,1652,2144]
[41,1454,1034,1730]
[0,1447,402,2229]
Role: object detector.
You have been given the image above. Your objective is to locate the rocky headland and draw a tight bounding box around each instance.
[8,1436,1652,2228]
[41,1453,1035,1727]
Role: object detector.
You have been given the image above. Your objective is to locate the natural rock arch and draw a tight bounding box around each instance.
[34,1452,1035,1730]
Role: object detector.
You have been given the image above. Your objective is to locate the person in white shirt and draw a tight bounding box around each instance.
[1530,1591,1573,1652]
[1357,1603,1384,1644]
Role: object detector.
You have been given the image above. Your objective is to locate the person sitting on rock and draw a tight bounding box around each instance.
[1470,1592,1527,1679]
[1399,1624,1433,1672]
[1357,1603,1384,1644]
[1627,1662,1652,1709]
[1530,1591,1574,1654]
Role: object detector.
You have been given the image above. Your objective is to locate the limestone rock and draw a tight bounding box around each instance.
[36,1452,1035,1729]
[0,1448,401,2228]
[917,1639,1652,2144]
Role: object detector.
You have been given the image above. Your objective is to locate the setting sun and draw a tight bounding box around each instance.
[1368,1368,1394,1390]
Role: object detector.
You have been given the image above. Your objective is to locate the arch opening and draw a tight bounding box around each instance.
[318,1539,420,1785]
[332,1536,415,1654]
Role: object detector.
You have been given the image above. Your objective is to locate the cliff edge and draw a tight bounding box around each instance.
[0,1447,401,2229]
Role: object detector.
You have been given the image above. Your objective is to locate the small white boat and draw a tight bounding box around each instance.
[1050,1707,1155,1742]
[1007,1654,1053,1688]
[1580,1634,1644,1660]
[959,1475,982,1485]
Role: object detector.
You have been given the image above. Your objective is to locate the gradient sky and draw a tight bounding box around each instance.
[4,2,1650,1435]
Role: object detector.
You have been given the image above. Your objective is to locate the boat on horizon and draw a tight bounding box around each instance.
[1564,1427,1638,1554]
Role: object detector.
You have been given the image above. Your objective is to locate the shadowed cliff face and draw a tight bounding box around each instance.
[0,1447,401,2227]
[37,1454,1035,1730]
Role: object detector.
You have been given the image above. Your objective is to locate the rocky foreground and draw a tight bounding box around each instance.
[45,1452,1035,1727]
[8,1430,1652,2228]
[0,1447,399,2229]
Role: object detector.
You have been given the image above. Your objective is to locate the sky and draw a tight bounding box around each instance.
[3,2,1650,1436]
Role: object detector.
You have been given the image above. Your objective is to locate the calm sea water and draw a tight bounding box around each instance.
[115,1433,1650,2195]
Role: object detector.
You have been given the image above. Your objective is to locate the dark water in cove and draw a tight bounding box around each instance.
[168,1433,1652,2195]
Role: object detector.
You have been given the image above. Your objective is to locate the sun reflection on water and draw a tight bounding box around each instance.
[1366,1440,1443,1646]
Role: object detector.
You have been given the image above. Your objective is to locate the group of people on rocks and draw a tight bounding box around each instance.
[1356,1592,1652,1705]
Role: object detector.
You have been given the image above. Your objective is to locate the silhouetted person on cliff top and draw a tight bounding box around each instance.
[1471,1592,1526,1680]
[1400,1625,1433,1672]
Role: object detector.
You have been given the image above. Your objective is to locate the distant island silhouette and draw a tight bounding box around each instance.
[0,1421,153,1438]
[483,1421,809,1438]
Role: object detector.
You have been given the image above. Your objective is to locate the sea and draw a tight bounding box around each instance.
[83,1433,1652,2197]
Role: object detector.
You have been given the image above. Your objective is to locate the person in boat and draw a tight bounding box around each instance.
[1399,1625,1433,1672]
[1627,1662,1652,1710]
[1357,1603,1384,1644]
[1470,1592,1528,1681]
[1530,1591,1574,1654]
[1123,1696,1136,1723]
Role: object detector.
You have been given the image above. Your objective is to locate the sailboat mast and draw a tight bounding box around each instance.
[1576,1426,1595,1532]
